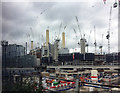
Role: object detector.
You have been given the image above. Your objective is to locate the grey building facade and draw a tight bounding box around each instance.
[1,40,25,68]
[1,40,37,68]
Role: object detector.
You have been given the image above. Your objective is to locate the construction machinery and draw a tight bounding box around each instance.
[99,34,104,54]
[94,26,97,54]
[106,6,112,54]
[75,16,86,54]
[86,30,92,53]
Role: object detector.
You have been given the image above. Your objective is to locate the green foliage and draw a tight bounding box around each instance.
[2,81,39,92]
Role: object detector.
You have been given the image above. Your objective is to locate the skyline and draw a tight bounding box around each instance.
[1,0,118,53]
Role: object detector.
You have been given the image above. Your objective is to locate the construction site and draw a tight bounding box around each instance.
[1,0,120,93]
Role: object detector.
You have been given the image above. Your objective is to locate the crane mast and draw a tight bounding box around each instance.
[86,30,92,53]
[118,0,120,52]
[76,16,82,38]
[94,26,97,54]
[99,34,104,54]
[106,6,112,54]
[58,22,62,39]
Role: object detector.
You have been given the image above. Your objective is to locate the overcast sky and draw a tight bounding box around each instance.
[2,0,118,54]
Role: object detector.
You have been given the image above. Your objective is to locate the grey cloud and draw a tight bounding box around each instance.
[43,3,88,23]
[2,2,28,20]
[32,2,57,11]
[2,2,38,26]
[2,1,118,53]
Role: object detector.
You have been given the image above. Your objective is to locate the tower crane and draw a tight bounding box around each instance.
[30,27,35,39]
[75,16,86,53]
[75,16,82,38]
[73,28,78,41]
[94,26,97,54]
[73,28,79,47]
[86,30,92,53]
[26,32,31,53]
[99,34,104,54]
[41,34,44,46]
[73,28,79,52]
[58,22,62,39]
[113,0,117,8]
[106,6,112,54]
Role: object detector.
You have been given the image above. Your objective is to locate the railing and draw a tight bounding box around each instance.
[47,64,120,66]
